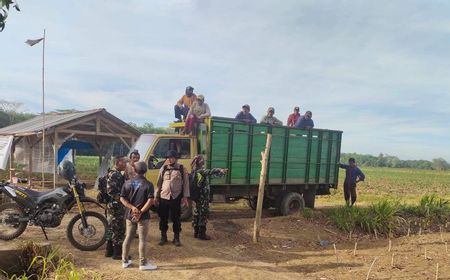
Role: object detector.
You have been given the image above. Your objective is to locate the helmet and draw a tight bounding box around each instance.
[59,160,76,181]
[165,150,179,159]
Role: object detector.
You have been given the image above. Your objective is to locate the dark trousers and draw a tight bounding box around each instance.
[343,182,357,206]
[158,195,182,233]
[174,105,189,121]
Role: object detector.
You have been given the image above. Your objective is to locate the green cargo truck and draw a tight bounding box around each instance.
[135,117,342,218]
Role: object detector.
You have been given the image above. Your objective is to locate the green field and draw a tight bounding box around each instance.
[318,167,450,207]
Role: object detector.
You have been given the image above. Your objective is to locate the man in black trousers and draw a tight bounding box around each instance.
[155,150,190,246]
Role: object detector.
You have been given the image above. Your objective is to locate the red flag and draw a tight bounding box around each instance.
[25,38,44,46]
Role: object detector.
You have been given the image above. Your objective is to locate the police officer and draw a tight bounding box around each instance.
[155,150,189,246]
[105,156,127,259]
[190,155,227,240]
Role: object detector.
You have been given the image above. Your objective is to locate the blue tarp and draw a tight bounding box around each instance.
[57,140,94,164]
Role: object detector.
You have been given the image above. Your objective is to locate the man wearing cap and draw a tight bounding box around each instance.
[260,107,283,126]
[155,150,190,246]
[235,104,257,124]
[120,162,157,270]
[339,158,365,206]
[295,110,314,129]
[174,86,197,122]
[184,95,211,135]
[287,106,301,127]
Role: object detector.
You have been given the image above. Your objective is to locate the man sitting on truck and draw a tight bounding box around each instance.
[339,158,365,206]
[174,86,197,122]
[235,104,257,124]
[184,95,211,135]
[295,110,314,129]
[260,107,283,126]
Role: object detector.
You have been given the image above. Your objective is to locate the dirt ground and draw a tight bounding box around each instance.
[1,202,450,280]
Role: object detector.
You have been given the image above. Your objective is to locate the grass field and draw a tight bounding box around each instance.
[318,167,450,207]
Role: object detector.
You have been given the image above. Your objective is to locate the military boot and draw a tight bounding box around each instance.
[194,226,199,238]
[105,241,113,257]
[173,232,181,247]
[158,231,168,246]
[198,226,211,240]
[111,243,122,260]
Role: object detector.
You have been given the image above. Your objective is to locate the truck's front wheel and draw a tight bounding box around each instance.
[279,192,304,216]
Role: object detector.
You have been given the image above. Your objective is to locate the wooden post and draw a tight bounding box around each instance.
[28,137,33,187]
[253,133,272,243]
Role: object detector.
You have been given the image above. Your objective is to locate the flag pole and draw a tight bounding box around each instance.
[41,28,45,188]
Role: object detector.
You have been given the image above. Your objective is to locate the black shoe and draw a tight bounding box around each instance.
[111,244,122,260]
[194,227,199,238]
[198,226,211,240]
[105,241,113,257]
[159,232,168,246]
[173,232,181,247]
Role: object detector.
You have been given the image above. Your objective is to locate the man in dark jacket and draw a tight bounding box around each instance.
[235,104,257,124]
[295,110,314,129]
[339,158,365,206]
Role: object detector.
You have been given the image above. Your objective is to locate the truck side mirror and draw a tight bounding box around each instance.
[148,155,157,169]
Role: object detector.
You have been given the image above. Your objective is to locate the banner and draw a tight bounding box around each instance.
[0,136,13,170]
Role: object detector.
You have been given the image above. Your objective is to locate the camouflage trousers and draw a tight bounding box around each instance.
[192,198,209,228]
[106,201,125,245]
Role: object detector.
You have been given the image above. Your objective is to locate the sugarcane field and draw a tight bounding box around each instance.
[1,1,450,279]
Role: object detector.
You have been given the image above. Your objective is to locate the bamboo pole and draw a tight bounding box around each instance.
[41,28,46,188]
[252,133,272,243]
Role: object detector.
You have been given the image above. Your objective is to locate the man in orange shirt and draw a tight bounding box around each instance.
[287,106,300,127]
[174,86,197,122]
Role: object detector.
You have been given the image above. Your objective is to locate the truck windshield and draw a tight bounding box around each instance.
[129,134,156,158]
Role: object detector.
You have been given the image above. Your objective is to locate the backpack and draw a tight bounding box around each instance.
[96,169,111,204]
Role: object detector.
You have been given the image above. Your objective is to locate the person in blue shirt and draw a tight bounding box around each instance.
[339,158,365,206]
[235,104,257,124]
[295,111,314,129]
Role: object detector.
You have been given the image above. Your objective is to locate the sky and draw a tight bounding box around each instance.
[1,0,449,161]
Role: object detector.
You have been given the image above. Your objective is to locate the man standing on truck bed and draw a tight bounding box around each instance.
[260,107,283,126]
[235,104,257,124]
[155,150,190,246]
[295,110,314,129]
[174,86,197,122]
[339,158,365,206]
[287,106,301,127]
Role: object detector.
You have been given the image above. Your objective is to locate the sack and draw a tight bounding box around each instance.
[189,172,200,201]
[96,171,111,204]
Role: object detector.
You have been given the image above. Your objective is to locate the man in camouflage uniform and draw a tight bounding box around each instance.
[190,155,227,240]
[106,156,127,259]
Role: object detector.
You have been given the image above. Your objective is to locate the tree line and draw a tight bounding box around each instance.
[340,153,450,171]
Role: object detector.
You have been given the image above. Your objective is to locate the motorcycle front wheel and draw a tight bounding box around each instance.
[67,211,107,251]
[0,202,28,240]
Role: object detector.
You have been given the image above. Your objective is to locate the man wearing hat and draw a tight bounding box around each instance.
[174,86,197,122]
[260,107,283,126]
[184,94,211,135]
[235,104,257,124]
[287,106,301,127]
[155,150,190,246]
[295,110,314,129]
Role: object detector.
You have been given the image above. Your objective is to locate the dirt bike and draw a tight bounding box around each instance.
[0,161,108,251]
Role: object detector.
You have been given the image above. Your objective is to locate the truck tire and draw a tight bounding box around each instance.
[279,192,304,216]
[247,196,270,210]
[303,187,316,209]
